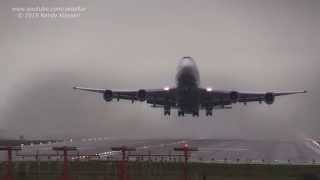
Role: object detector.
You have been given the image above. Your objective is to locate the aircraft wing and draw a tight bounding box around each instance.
[237,91,307,103]
[73,86,176,104]
[202,89,307,106]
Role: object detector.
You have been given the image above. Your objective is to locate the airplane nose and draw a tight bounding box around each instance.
[180,56,195,67]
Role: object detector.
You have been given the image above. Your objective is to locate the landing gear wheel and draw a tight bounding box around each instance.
[192,111,199,117]
[178,111,185,117]
[164,105,171,116]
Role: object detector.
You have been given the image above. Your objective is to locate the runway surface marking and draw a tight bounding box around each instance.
[200,147,248,151]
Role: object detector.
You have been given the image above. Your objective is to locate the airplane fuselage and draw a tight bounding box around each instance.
[175,57,201,115]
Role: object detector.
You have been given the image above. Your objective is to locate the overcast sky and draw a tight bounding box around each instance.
[0,0,319,140]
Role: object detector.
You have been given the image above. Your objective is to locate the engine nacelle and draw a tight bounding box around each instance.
[137,89,147,101]
[103,90,113,102]
[264,92,275,105]
[230,91,239,103]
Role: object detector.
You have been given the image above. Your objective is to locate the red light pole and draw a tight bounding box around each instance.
[0,146,22,180]
[174,144,198,180]
[52,146,77,180]
[111,146,136,180]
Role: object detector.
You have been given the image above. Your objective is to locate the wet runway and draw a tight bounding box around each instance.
[2,138,320,164]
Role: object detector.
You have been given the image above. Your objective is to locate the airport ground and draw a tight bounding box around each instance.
[1,138,320,179]
[11,138,320,163]
[2,161,320,180]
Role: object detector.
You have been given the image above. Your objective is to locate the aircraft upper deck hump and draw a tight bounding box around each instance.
[176,56,200,88]
[178,56,196,68]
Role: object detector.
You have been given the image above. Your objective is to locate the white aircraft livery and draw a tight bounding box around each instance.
[73,56,307,116]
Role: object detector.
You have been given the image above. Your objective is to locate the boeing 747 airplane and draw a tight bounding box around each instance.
[73,57,307,116]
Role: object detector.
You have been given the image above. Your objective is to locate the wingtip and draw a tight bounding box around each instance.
[303,90,308,93]
[73,86,78,90]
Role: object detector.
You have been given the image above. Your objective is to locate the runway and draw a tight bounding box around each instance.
[2,138,320,164]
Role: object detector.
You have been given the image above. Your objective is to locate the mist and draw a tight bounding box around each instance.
[0,0,319,140]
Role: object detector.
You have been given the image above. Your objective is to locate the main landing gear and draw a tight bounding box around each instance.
[164,106,171,116]
[205,110,213,116]
[192,111,199,117]
[206,111,212,116]
[205,106,213,116]
[178,110,185,117]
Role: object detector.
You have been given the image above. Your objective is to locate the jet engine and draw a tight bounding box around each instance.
[137,89,147,101]
[264,92,275,105]
[103,90,113,102]
[230,91,239,103]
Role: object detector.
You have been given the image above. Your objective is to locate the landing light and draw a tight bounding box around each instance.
[164,86,170,91]
[206,87,213,92]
